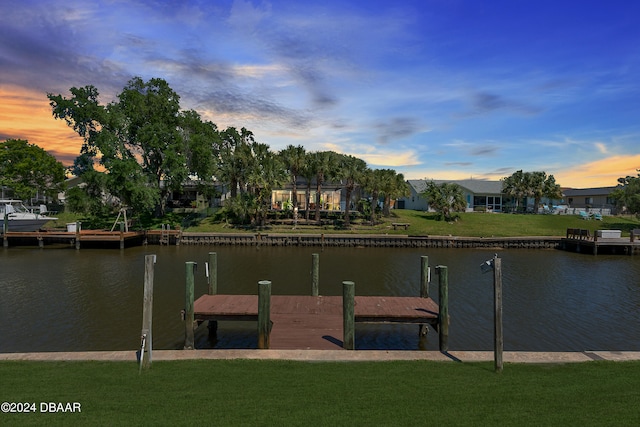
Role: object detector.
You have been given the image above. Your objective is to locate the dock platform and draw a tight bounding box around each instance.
[193,294,440,350]
[561,228,640,255]
[2,229,146,249]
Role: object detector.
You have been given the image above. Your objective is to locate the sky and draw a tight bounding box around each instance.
[1,0,639,188]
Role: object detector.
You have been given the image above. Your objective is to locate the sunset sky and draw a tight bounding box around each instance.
[1,0,639,188]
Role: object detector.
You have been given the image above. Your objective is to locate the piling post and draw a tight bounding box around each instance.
[183,261,196,350]
[140,254,155,371]
[342,280,355,350]
[2,213,7,248]
[419,256,430,336]
[493,257,503,373]
[436,265,449,352]
[206,252,218,339]
[75,221,81,250]
[119,221,125,249]
[311,253,320,296]
[258,280,272,349]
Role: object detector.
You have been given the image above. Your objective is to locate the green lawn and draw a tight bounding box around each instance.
[45,209,640,238]
[187,210,640,238]
[1,360,639,426]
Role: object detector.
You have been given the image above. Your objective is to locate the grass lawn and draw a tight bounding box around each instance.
[1,359,639,426]
[187,209,640,238]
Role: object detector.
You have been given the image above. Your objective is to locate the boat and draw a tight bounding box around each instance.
[1,199,58,232]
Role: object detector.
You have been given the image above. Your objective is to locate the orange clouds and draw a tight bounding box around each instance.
[553,155,640,188]
[0,85,83,165]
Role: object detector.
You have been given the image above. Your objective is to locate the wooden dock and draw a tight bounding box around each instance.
[192,294,440,350]
[561,228,640,255]
[2,229,146,249]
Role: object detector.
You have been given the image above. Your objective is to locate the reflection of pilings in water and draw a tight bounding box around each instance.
[171,233,561,249]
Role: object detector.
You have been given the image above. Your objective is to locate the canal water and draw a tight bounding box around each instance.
[1,245,639,352]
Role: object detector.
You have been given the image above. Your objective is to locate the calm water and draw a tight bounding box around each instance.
[1,245,639,352]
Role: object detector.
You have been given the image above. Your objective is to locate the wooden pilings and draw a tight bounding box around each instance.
[419,255,430,336]
[493,257,503,373]
[140,254,155,371]
[311,253,320,296]
[342,281,355,350]
[207,252,218,339]
[436,265,449,352]
[258,280,272,349]
[183,261,196,350]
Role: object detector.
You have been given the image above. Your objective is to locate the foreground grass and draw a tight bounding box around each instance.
[1,360,639,426]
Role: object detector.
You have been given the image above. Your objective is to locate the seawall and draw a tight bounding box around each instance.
[148,232,562,249]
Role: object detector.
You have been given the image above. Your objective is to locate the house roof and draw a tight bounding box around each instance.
[563,186,618,197]
[407,179,503,195]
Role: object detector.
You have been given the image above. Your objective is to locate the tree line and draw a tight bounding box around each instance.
[44,77,409,226]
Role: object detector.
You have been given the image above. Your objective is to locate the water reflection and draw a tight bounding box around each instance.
[1,245,639,352]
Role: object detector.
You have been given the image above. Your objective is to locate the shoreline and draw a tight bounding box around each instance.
[1,350,639,363]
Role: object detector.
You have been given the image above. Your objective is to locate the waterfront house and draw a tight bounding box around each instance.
[399,179,505,212]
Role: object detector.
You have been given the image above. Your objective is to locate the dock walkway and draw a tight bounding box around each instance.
[193,294,440,350]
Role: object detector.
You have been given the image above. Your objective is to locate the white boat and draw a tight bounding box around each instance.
[1,199,58,232]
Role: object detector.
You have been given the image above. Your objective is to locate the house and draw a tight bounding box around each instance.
[399,179,505,212]
[271,179,344,212]
[562,186,618,214]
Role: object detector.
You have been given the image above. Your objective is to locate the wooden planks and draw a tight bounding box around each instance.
[193,294,439,350]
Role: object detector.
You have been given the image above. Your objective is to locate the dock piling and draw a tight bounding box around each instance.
[207,252,218,339]
[419,256,430,336]
[436,265,449,352]
[342,281,355,350]
[493,257,503,373]
[258,280,272,349]
[140,254,155,371]
[311,253,319,296]
[183,261,197,350]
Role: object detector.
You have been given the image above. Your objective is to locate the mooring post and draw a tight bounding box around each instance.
[119,221,125,250]
[420,256,430,298]
[207,252,218,295]
[2,213,7,248]
[206,252,218,339]
[311,253,320,296]
[140,254,155,371]
[183,261,196,350]
[75,221,81,250]
[342,280,355,350]
[436,265,449,352]
[493,257,503,373]
[419,256,430,336]
[258,280,272,349]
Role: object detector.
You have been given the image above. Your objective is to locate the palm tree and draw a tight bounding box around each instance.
[279,145,306,212]
[421,181,465,221]
[361,168,385,224]
[501,170,527,212]
[336,154,367,227]
[310,151,338,223]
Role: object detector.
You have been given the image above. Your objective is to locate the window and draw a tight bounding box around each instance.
[585,197,593,205]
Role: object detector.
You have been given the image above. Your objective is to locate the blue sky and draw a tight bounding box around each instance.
[1,0,639,187]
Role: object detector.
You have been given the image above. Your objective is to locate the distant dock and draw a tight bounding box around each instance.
[560,228,640,255]
[2,229,146,249]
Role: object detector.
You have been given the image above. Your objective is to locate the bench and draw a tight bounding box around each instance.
[566,228,591,240]
[631,229,640,243]
[392,223,410,230]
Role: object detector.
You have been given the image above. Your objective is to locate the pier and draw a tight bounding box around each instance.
[181,253,448,352]
[561,228,640,255]
[2,229,145,249]
[191,294,441,350]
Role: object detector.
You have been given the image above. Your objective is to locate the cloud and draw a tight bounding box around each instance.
[374,117,423,145]
[462,91,542,117]
[553,154,640,188]
[324,142,421,168]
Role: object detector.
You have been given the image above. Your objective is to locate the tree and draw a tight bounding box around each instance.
[502,170,562,213]
[279,145,306,212]
[49,77,216,216]
[309,151,338,223]
[0,139,66,201]
[611,170,640,214]
[336,154,367,227]
[421,181,466,221]
[501,170,528,212]
[378,169,409,217]
[361,168,387,224]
